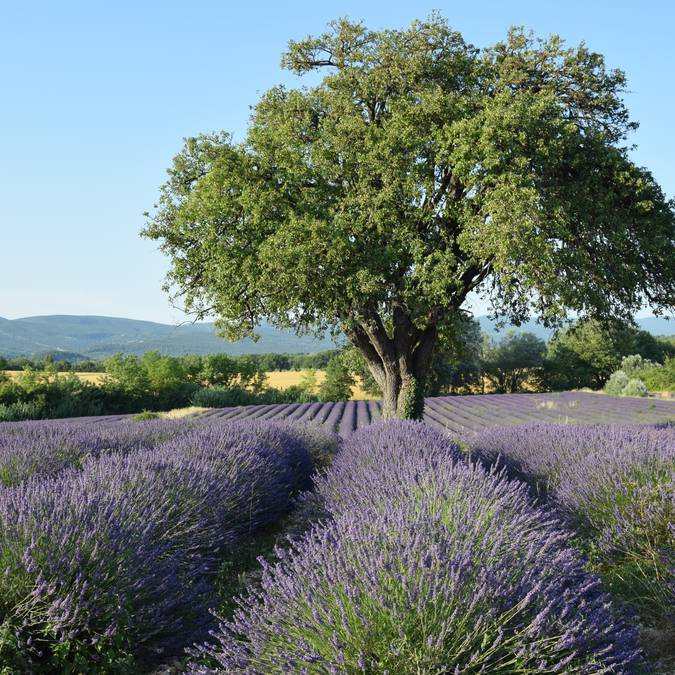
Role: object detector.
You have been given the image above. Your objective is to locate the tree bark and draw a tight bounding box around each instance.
[346,310,438,420]
[380,372,426,420]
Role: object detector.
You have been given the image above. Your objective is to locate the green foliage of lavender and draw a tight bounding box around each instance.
[190,422,641,673]
[0,418,330,671]
[470,423,675,623]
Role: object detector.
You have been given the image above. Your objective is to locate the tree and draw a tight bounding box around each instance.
[481,331,546,393]
[198,353,266,390]
[298,369,319,396]
[199,354,238,387]
[236,356,268,392]
[104,354,151,397]
[426,316,483,395]
[181,354,204,382]
[318,354,356,401]
[544,320,669,389]
[141,352,187,395]
[143,15,675,419]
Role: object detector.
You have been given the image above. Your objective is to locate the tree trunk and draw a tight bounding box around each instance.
[345,309,438,420]
[380,372,426,420]
[380,370,400,419]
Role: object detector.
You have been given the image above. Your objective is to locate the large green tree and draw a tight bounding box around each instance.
[482,331,546,393]
[544,319,671,389]
[144,15,675,419]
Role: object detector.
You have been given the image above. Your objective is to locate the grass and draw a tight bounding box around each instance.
[159,406,208,419]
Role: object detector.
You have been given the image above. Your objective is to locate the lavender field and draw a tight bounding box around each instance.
[0,399,673,672]
[196,391,675,436]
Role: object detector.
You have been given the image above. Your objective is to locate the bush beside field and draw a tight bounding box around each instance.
[2,369,370,398]
[0,357,370,422]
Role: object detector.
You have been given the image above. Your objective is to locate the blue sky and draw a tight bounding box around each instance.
[1,0,673,324]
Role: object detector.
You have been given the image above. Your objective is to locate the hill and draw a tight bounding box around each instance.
[0,315,340,359]
[477,315,674,342]
[0,314,672,360]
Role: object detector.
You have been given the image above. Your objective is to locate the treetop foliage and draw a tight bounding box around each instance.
[144,15,675,349]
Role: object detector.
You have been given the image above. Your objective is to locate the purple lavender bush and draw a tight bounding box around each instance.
[0,462,209,671]
[189,422,642,674]
[0,417,193,487]
[470,423,675,622]
[0,419,326,671]
[313,420,462,516]
[153,420,320,542]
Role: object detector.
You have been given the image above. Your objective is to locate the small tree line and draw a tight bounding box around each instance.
[1,318,673,421]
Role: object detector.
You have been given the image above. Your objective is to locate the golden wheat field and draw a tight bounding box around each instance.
[2,371,106,384]
[266,370,369,400]
[3,369,369,400]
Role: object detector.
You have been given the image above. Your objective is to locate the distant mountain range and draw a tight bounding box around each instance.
[477,315,675,342]
[0,314,673,361]
[0,315,340,359]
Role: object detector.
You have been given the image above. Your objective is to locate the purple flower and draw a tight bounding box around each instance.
[0,418,329,667]
[188,422,642,673]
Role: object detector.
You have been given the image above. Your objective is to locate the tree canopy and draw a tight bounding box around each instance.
[544,319,672,389]
[482,331,546,393]
[144,14,675,418]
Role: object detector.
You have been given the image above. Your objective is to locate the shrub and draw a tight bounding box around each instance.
[282,422,339,473]
[191,385,317,408]
[156,420,317,541]
[622,378,648,397]
[470,423,675,621]
[0,419,323,670]
[0,375,108,421]
[0,461,207,670]
[620,354,657,378]
[0,418,191,486]
[314,421,462,516]
[603,354,666,396]
[298,369,319,396]
[604,369,630,395]
[133,409,161,420]
[317,356,354,402]
[640,356,675,392]
[0,399,46,422]
[189,422,641,673]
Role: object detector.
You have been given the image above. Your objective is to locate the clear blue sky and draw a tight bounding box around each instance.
[1,0,673,324]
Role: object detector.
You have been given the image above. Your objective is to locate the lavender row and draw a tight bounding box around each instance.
[190,422,642,673]
[470,423,675,622]
[196,392,675,436]
[0,419,332,670]
[0,417,196,487]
